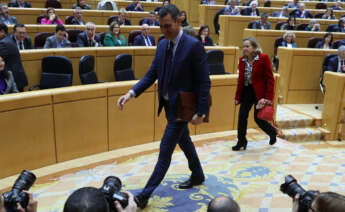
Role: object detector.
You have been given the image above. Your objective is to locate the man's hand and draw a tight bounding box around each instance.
[117,92,133,110]
[114,191,137,212]
[17,191,37,212]
[191,114,204,125]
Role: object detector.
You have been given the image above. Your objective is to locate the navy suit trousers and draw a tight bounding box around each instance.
[141,102,204,197]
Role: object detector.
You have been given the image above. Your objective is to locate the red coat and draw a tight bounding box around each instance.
[235,53,275,102]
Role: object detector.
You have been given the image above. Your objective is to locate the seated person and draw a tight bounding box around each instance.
[41,7,64,25]
[43,25,71,48]
[11,23,32,50]
[72,0,91,10]
[315,32,333,49]
[271,6,289,18]
[292,192,345,212]
[8,0,31,8]
[183,25,196,37]
[207,195,240,212]
[281,15,297,30]
[154,0,169,13]
[201,0,216,4]
[305,19,320,31]
[287,0,299,9]
[327,17,345,32]
[290,3,313,19]
[63,187,137,212]
[197,25,213,46]
[180,10,189,27]
[133,24,155,46]
[0,4,18,25]
[322,8,336,19]
[142,11,159,26]
[69,7,85,25]
[331,1,344,10]
[115,8,131,26]
[326,45,345,73]
[77,22,101,47]
[97,0,117,10]
[214,0,239,34]
[104,21,127,46]
[251,13,271,29]
[0,55,18,94]
[127,0,144,12]
[241,1,259,16]
[281,31,297,48]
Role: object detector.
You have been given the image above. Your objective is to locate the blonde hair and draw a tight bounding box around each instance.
[242,36,262,56]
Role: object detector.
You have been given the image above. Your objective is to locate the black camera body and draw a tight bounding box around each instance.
[2,170,36,212]
[280,175,318,212]
[99,176,129,212]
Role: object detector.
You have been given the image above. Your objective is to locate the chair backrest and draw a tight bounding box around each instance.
[316,3,327,9]
[275,21,285,30]
[113,54,135,81]
[333,40,342,49]
[207,50,226,75]
[97,32,106,45]
[314,13,324,19]
[274,37,284,56]
[67,29,82,43]
[45,0,62,8]
[79,55,99,84]
[264,0,271,7]
[40,56,73,89]
[128,30,142,46]
[248,21,256,29]
[297,23,308,31]
[37,14,45,24]
[307,37,323,48]
[139,18,146,25]
[34,32,54,48]
[107,16,118,25]
[65,16,74,24]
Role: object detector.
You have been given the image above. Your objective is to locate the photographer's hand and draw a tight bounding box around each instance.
[17,191,37,212]
[114,191,137,212]
[292,194,300,212]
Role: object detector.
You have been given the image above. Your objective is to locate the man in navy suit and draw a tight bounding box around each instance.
[117,4,210,209]
[76,22,102,47]
[8,0,31,8]
[327,46,345,73]
[133,24,155,46]
[290,3,313,19]
[142,11,159,26]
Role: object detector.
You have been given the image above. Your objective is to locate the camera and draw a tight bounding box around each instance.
[99,176,129,212]
[2,170,36,212]
[280,175,318,212]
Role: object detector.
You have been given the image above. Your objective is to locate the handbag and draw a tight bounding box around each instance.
[257,105,274,121]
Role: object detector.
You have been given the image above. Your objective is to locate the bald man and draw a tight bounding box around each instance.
[207,196,241,212]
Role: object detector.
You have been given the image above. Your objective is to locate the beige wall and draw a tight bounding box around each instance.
[0,73,280,178]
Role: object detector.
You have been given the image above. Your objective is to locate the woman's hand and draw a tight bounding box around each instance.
[49,14,55,21]
[235,100,240,105]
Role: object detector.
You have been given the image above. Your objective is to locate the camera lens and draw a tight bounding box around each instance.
[12,170,36,191]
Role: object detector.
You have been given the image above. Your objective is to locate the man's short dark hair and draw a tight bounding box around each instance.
[63,187,110,212]
[0,23,8,34]
[56,24,66,33]
[158,4,180,20]
[207,196,240,212]
[14,23,25,32]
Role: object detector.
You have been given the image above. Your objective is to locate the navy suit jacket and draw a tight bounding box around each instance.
[132,33,211,120]
[291,9,313,18]
[327,56,340,72]
[133,34,155,46]
[142,18,159,26]
[76,32,102,47]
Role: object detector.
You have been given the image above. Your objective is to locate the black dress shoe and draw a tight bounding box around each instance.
[178,176,205,189]
[134,194,149,209]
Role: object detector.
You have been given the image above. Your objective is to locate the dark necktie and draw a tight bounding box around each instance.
[162,41,174,98]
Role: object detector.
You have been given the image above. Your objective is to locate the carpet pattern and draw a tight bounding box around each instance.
[30,134,345,212]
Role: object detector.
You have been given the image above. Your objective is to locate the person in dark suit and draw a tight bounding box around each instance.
[251,13,271,29]
[154,0,169,13]
[304,19,320,31]
[326,46,345,73]
[117,4,210,209]
[326,18,345,32]
[241,1,259,16]
[114,8,131,26]
[315,33,333,49]
[11,24,32,50]
[76,22,101,47]
[213,0,236,34]
[0,4,18,25]
[290,3,313,19]
[8,0,31,8]
[281,15,297,30]
[133,24,155,46]
[127,0,144,12]
[141,11,159,26]
[0,55,18,94]
[43,25,71,48]
[72,0,91,10]
[197,25,213,46]
[271,7,289,18]
[233,36,277,151]
[69,7,85,25]
[0,23,27,91]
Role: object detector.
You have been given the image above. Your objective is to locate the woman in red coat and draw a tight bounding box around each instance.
[233,36,277,151]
